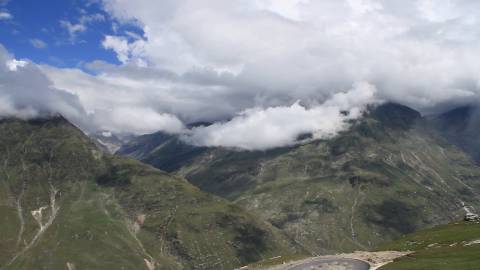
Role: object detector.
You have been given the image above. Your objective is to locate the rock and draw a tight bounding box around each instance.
[464,213,480,222]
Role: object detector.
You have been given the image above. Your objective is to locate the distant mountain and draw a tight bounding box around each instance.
[431,105,480,162]
[91,130,134,154]
[118,103,480,254]
[117,131,208,172]
[0,117,299,270]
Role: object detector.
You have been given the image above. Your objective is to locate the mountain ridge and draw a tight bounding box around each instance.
[0,116,300,270]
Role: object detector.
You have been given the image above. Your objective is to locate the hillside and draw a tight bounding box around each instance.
[118,103,480,254]
[0,117,299,270]
[431,105,480,163]
[378,220,480,269]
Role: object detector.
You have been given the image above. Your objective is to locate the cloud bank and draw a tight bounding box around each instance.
[184,82,377,150]
[4,0,480,150]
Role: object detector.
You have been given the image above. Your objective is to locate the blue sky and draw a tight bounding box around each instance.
[0,0,142,68]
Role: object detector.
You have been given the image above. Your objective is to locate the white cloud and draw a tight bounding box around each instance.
[42,63,246,125]
[97,0,480,109]
[4,1,480,149]
[6,59,27,71]
[102,35,146,65]
[0,45,86,122]
[60,20,87,42]
[40,64,185,134]
[0,10,12,20]
[94,106,184,134]
[30,39,47,49]
[88,0,480,149]
[0,45,183,135]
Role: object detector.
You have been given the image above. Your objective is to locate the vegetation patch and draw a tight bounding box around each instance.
[379,221,480,270]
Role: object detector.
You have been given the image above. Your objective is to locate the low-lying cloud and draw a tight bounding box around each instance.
[183,82,378,150]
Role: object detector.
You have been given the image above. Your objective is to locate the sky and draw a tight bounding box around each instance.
[1,0,480,150]
[0,0,142,67]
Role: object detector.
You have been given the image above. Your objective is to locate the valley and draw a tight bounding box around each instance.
[0,103,479,270]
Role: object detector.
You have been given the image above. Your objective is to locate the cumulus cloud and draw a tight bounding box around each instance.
[97,0,480,108]
[102,35,146,65]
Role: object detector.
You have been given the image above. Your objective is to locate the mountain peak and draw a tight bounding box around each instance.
[369,102,422,129]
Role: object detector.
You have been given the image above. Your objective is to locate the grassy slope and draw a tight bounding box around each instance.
[0,118,299,270]
[379,221,480,270]
[119,104,480,254]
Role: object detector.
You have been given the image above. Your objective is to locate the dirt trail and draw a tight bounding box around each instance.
[13,135,36,249]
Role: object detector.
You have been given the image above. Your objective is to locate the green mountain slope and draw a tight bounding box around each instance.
[378,221,480,270]
[118,103,480,254]
[0,117,299,270]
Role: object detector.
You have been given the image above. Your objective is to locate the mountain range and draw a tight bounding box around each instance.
[0,103,479,269]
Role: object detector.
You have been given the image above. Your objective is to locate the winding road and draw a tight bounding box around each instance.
[287,258,370,270]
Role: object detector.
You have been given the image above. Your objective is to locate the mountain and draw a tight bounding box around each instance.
[118,103,480,254]
[91,130,134,154]
[431,105,480,162]
[0,117,300,270]
[118,131,208,172]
